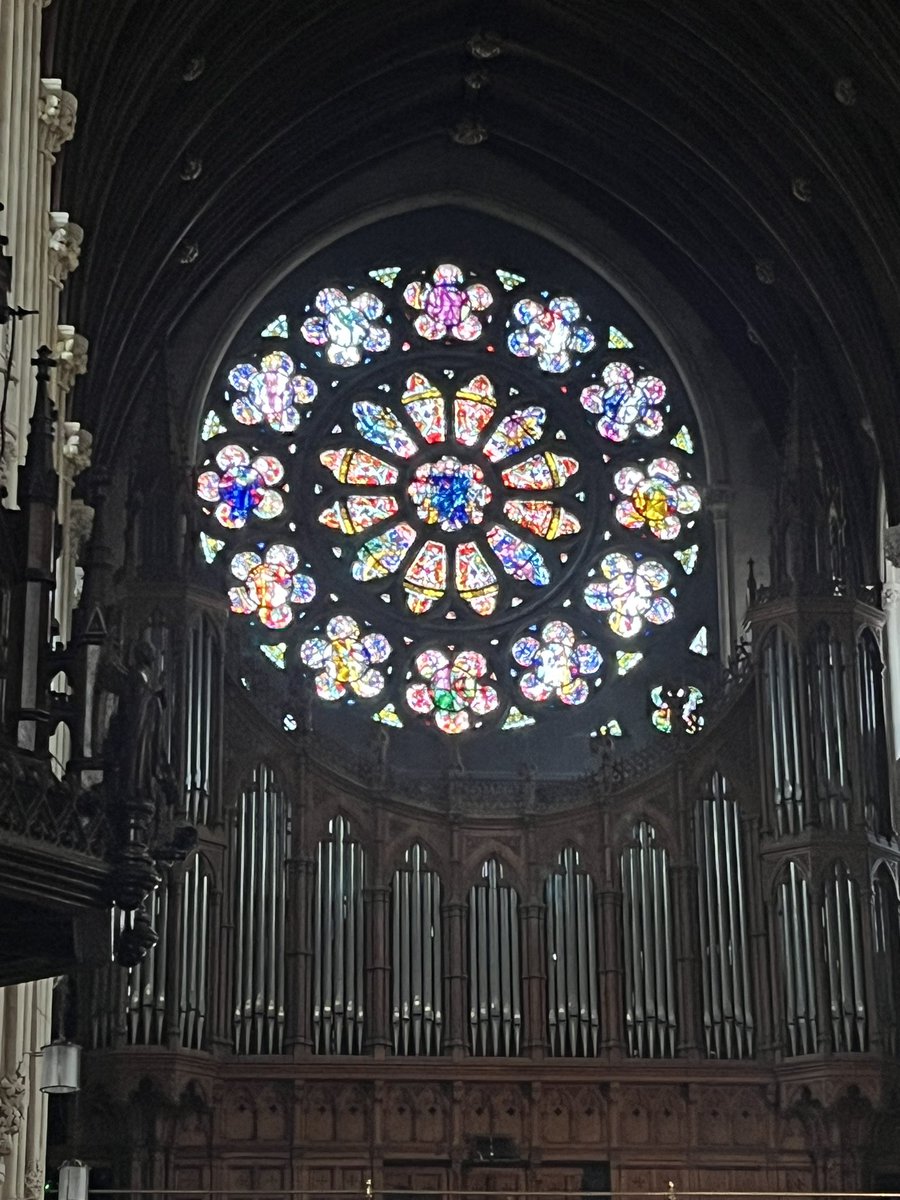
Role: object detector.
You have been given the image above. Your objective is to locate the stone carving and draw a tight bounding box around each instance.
[450,117,488,145]
[38,79,77,161]
[0,425,18,495]
[24,1160,44,1200]
[884,524,900,567]
[55,328,89,394]
[48,214,84,290]
[0,1067,26,1185]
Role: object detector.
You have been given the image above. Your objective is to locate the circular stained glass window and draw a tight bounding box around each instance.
[194,210,714,774]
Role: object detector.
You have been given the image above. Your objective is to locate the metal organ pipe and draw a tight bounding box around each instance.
[621,822,677,1057]
[806,627,850,830]
[179,855,211,1049]
[777,862,817,1056]
[231,765,288,1054]
[857,631,891,836]
[313,816,365,1054]
[468,859,522,1055]
[764,629,805,835]
[823,863,867,1052]
[545,848,599,1055]
[695,775,754,1058]
[391,845,443,1055]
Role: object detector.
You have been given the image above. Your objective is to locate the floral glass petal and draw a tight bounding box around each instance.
[320,448,399,486]
[584,551,674,637]
[228,544,314,630]
[482,407,546,462]
[300,615,391,702]
[318,494,399,535]
[512,619,601,705]
[613,457,701,540]
[404,263,492,342]
[406,648,498,733]
[402,373,446,444]
[353,401,418,459]
[404,540,447,614]
[579,361,666,443]
[486,526,550,585]
[227,352,316,432]
[454,375,497,447]
[352,523,417,581]
[507,296,595,373]
[503,499,580,540]
[501,451,579,491]
[196,444,285,529]
[301,287,390,367]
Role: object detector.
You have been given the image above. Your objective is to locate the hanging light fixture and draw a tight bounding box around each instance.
[58,1161,89,1200]
[39,1040,81,1094]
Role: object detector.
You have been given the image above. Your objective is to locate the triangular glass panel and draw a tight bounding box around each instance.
[597,719,623,737]
[260,643,287,669]
[199,532,225,563]
[261,314,288,337]
[670,425,694,454]
[608,326,634,350]
[373,703,404,727]
[496,268,526,291]
[689,626,709,656]
[201,410,226,440]
[369,266,401,287]
[674,544,699,574]
[615,651,643,675]
[501,705,535,730]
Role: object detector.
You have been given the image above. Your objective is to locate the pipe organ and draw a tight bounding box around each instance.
[468,859,521,1056]
[73,587,900,1191]
[391,844,442,1055]
[621,821,677,1058]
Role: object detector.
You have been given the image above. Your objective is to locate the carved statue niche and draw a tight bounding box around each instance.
[98,636,197,961]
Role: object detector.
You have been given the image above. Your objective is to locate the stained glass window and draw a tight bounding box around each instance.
[194,213,713,772]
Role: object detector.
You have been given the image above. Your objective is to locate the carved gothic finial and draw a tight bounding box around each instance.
[834,77,857,106]
[791,176,812,203]
[182,55,205,82]
[178,240,199,264]
[55,325,89,393]
[48,213,84,290]
[179,156,202,182]
[755,258,775,284]
[38,78,77,161]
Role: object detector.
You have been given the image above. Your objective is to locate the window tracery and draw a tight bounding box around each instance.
[194,237,713,763]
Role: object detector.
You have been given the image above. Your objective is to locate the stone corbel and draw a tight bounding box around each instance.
[48,214,84,291]
[55,325,89,394]
[62,421,93,480]
[0,1066,26,1185]
[38,78,77,161]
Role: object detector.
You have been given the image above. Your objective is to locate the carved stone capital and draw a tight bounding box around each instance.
[24,1160,44,1200]
[61,422,93,484]
[70,497,96,556]
[885,524,900,567]
[0,425,19,493]
[38,79,77,160]
[0,1067,26,1183]
[48,214,84,290]
[55,326,89,393]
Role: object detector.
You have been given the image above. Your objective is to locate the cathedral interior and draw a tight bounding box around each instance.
[2,3,900,1200]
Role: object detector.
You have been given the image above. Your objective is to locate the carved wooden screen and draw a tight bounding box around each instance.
[545,847,599,1055]
[695,773,754,1058]
[621,821,676,1057]
[468,858,521,1055]
[313,815,365,1054]
[231,763,288,1054]
[391,844,443,1055]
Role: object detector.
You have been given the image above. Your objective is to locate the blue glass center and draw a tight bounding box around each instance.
[431,468,472,527]
[219,465,262,520]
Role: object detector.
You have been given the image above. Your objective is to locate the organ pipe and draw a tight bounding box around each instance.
[313,815,365,1054]
[391,844,443,1055]
[468,859,521,1055]
[545,848,599,1055]
[232,764,288,1054]
[823,863,867,1052]
[621,821,676,1057]
[805,626,850,830]
[179,855,211,1049]
[695,775,754,1058]
[763,629,806,835]
[857,631,891,836]
[776,862,817,1056]
[182,617,219,826]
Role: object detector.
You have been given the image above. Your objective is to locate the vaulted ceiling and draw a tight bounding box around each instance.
[46,0,900,519]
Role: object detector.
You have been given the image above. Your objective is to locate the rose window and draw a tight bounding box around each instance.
[195,238,712,764]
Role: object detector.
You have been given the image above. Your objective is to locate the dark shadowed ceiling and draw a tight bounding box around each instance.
[45,1,900,522]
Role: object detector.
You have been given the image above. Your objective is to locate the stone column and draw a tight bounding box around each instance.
[0,977,53,1200]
